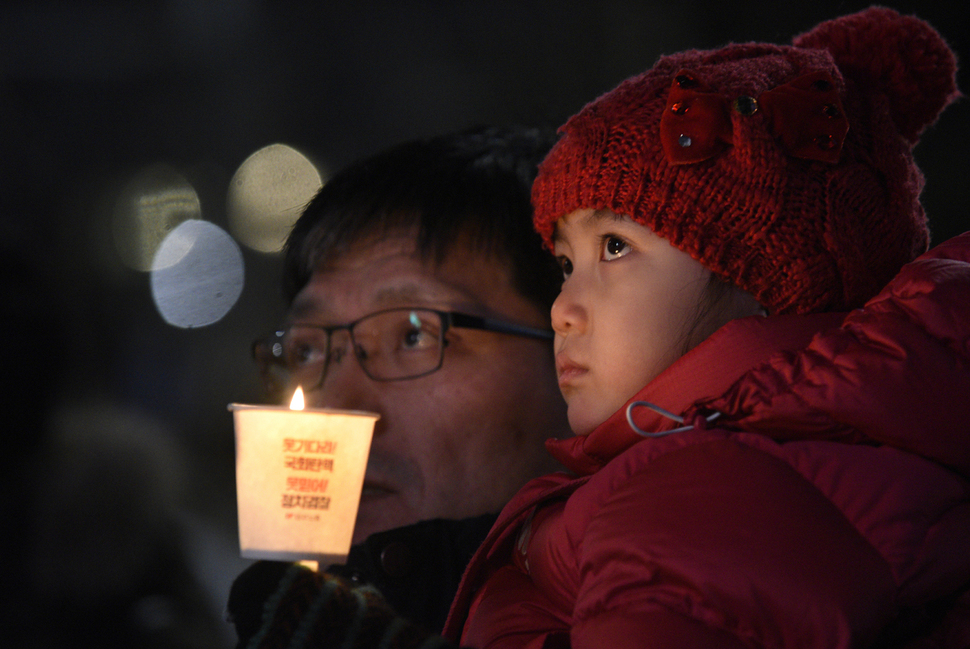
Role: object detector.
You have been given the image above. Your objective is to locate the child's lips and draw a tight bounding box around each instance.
[556,354,587,388]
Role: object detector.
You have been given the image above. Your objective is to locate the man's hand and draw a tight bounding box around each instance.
[226,561,452,649]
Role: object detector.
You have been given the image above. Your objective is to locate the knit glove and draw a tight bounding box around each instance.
[227,561,454,649]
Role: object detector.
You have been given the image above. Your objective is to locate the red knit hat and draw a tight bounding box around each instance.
[532,7,959,314]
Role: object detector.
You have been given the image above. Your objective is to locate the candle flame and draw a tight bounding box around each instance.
[289,386,305,410]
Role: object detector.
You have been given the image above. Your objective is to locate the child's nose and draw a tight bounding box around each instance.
[551,280,587,335]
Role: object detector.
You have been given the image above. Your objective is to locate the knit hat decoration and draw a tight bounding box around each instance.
[532,7,959,314]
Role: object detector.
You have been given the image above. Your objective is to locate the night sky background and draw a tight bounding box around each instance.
[3,2,968,646]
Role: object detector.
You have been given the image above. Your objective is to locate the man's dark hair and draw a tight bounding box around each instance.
[282,125,562,312]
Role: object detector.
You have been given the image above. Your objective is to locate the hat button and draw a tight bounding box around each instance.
[678,134,692,148]
[823,103,842,118]
[675,73,699,89]
[815,134,836,150]
[733,96,759,116]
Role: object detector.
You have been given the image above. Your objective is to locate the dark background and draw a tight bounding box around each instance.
[3,2,968,646]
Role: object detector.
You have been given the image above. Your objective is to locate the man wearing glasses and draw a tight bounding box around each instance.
[229,126,571,643]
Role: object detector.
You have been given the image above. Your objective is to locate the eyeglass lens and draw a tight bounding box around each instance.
[278,308,447,385]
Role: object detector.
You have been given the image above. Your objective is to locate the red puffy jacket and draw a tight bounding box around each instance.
[444,232,970,649]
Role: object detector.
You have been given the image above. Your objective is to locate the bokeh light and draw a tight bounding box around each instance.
[150,220,244,328]
[112,164,202,271]
[226,143,325,253]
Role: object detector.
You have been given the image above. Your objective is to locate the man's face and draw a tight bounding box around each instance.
[288,232,569,543]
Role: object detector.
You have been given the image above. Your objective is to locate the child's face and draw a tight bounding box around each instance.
[551,208,715,435]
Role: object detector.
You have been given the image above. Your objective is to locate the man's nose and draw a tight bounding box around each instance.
[550,277,588,335]
[306,345,377,412]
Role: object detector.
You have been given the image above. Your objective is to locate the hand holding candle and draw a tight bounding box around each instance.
[229,387,379,564]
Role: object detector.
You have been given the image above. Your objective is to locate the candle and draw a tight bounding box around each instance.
[228,389,379,564]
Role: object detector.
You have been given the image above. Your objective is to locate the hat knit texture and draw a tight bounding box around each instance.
[532,6,960,314]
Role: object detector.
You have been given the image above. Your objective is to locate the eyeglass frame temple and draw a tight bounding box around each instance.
[446,312,554,341]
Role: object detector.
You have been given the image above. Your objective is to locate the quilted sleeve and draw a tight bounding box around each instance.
[570,438,897,649]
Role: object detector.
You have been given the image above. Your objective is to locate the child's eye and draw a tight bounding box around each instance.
[602,235,630,261]
[557,256,573,279]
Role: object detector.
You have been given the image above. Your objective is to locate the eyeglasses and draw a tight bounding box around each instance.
[252,307,553,396]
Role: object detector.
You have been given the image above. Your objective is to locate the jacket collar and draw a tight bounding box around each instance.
[546,312,846,475]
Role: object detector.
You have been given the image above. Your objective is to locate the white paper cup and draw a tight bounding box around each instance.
[229,404,379,564]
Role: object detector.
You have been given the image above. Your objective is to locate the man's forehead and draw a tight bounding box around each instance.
[289,247,500,321]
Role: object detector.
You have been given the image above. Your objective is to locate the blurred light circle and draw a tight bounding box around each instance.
[227,143,324,253]
[113,164,201,271]
[150,220,244,328]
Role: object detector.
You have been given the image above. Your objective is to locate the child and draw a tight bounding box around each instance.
[443,7,970,649]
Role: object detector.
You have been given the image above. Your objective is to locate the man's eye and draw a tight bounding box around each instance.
[289,342,323,367]
[392,311,440,352]
[402,327,436,350]
[602,236,630,261]
[283,331,326,367]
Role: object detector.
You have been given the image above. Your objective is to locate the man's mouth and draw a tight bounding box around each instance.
[360,482,395,498]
